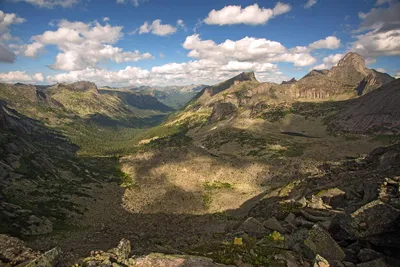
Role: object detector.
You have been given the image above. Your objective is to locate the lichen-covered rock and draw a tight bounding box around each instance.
[25,247,60,267]
[355,258,389,267]
[313,254,330,267]
[0,235,39,264]
[134,253,231,267]
[304,225,345,261]
[263,217,287,234]
[114,238,131,261]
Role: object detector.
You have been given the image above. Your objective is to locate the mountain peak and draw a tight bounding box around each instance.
[57,81,98,92]
[337,52,366,71]
[234,71,257,82]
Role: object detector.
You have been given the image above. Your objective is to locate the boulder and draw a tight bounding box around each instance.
[239,217,268,238]
[317,188,346,208]
[304,225,345,261]
[25,247,60,267]
[355,258,389,267]
[357,249,382,263]
[263,217,287,234]
[114,238,131,261]
[134,253,231,267]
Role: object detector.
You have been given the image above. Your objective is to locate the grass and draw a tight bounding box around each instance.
[202,193,213,210]
[203,181,234,190]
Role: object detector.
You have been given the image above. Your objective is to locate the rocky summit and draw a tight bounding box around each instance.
[0,52,399,267]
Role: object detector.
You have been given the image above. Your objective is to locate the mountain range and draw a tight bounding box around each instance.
[0,52,399,267]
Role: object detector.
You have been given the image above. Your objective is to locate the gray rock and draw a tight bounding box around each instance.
[357,249,382,263]
[356,258,389,267]
[304,224,345,261]
[285,213,296,225]
[239,217,268,238]
[264,217,287,233]
[26,247,60,267]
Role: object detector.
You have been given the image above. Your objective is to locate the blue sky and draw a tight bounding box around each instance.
[0,0,399,86]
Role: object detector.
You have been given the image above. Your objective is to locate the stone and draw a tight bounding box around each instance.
[317,188,346,208]
[264,217,287,234]
[313,254,330,267]
[134,253,230,266]
[26,247,60,267]
[285,213,297,224]
[114,239,131,261]
[239,217,268,238]
[357,249,382,263]
[308,195,325,209]
[351,200,400,238]
[285,228,309,249]
[355,258,389,267]
[304,225,345,261]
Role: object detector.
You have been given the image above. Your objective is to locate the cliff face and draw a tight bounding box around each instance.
[329,79,400,134]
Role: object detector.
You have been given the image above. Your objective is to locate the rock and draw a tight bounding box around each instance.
[0,234,39,263]
[263,217,287,234]
[313,254,330,267]
[285,213,297,225]
[308,195,325,209]
[355,258,389,267]
[134,253,230,266]
[317,188,346,208]
[351,200,400,238]
[357,249,382,263]
[208,102,237,123]
[304,225,345,261]
[239,217,268,238]
[26,247,60,267]
[114,239,131,261]
[285,228,309,249]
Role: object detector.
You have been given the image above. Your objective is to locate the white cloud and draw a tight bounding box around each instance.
[103,17,110,22]
[116,0,148,7]
[304,0,317,9]
[137,19,180,36]
[375,68,386,73]
[159,53,165,58]
[182,34,319,67]
[10,0,79,8]
[204,3,291,25]
[352,3,400,57]
[0,10,25,63]
[0,71,44,84]
[311,53,343,70]
[22,19,152,71]
[308,36,341,50]
[376,0,392,6]
[394,72,400,78]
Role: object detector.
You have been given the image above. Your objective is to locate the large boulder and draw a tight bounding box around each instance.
[239,217,269,238]
[304,225,345,261]
[25,247,60,267]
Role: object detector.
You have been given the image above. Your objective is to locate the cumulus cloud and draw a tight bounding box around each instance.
[204,3,291,25]
[308,36,341,50]
[22,19,153,71]
[182,34,323,67]
[376,0,392,6]
[10,0,79,8]
[311,53,343,70]
[352,2,400,57]
[0,10,25,62]
[304,0,317,9]
[0,71,44,84]
[137,19,184,36]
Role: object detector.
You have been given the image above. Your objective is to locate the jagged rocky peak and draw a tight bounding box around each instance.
[57,81,98,92]
[336,52,366,71]
[235,71,257,82]
[281,77,297,85]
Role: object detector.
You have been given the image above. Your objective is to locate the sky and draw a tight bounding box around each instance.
[0,0,399,86]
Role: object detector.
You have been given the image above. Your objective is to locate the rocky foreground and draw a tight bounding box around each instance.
[1,143,399,267]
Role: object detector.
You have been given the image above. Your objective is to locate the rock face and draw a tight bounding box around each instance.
[208,102,237,123]
[330,79,400,134]
[287,52,394,100]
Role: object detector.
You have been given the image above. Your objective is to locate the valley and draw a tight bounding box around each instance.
[1,53,400,267]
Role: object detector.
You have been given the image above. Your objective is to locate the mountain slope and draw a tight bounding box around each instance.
[330,79,400,134]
